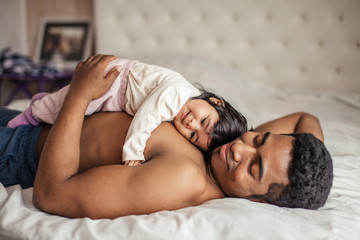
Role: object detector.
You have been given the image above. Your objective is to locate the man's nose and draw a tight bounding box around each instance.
[232,142,257,163]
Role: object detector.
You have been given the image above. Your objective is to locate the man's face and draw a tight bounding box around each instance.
[210,131,294,198]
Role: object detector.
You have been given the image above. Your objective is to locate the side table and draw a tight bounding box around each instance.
[0,70,74,106]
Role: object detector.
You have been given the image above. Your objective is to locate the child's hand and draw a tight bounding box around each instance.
[124,160,143,167]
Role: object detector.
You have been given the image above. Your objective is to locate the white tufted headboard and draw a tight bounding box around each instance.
[94,0,360,92]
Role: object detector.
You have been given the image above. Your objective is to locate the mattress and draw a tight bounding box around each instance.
[1,57,359,239]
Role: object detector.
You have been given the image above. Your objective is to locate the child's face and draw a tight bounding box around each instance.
[173,99,219,150]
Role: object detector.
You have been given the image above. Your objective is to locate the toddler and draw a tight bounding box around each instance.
[8,58,247,165]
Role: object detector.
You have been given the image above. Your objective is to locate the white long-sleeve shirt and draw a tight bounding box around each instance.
[18,59,200,162]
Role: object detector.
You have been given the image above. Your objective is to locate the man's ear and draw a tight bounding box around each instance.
[209,97,225,107]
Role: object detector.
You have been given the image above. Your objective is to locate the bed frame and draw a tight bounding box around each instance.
[94,0,360,92]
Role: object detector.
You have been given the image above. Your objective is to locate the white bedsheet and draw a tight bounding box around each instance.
[1,58,359,240]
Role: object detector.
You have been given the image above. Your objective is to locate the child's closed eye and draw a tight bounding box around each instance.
[201,118,207,125]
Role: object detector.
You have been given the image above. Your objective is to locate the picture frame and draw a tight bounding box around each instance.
[35,18,92,69]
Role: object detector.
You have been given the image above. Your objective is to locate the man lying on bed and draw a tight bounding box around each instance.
[0,55,333,219]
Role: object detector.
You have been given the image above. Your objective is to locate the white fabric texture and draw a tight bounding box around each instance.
[2,58,360,240]
[122,61,200,161]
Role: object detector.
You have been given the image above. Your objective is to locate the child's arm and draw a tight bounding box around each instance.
[122,78,200,164]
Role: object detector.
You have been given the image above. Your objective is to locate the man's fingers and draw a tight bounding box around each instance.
[75,61,85,70]
[99,55,117,65]
[83,54,116,66]
[106,66,121,79]
[91,54,116,63]
[85,54,97,63]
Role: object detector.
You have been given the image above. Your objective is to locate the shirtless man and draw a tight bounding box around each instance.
[0,55,332,219]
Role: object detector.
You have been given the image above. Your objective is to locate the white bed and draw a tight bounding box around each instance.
[1,0,360,239]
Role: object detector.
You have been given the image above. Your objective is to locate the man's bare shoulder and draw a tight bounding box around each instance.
[144,121,204,164]
[141,122,225,205]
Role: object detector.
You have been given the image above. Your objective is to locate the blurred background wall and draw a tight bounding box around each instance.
[0,0,92,57]
[26,0,93,58]
[0,0,92,103]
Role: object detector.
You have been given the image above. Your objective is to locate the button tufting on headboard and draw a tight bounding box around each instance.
[94,0,360,92]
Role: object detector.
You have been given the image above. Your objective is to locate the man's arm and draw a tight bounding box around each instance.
[33,55,205,219]
[254,112,324,142]
[33,54,119,216]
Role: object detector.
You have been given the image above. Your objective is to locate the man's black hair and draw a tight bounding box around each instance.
[247,133,333,209]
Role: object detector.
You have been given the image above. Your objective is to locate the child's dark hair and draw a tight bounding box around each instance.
[191,90,248,155]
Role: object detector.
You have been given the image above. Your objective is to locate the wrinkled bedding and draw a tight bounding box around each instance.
[1,58,359,240]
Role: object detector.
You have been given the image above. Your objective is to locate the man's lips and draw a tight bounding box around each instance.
[220,143,230,166]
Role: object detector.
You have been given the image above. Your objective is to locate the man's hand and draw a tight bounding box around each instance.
[69,54,121,102]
